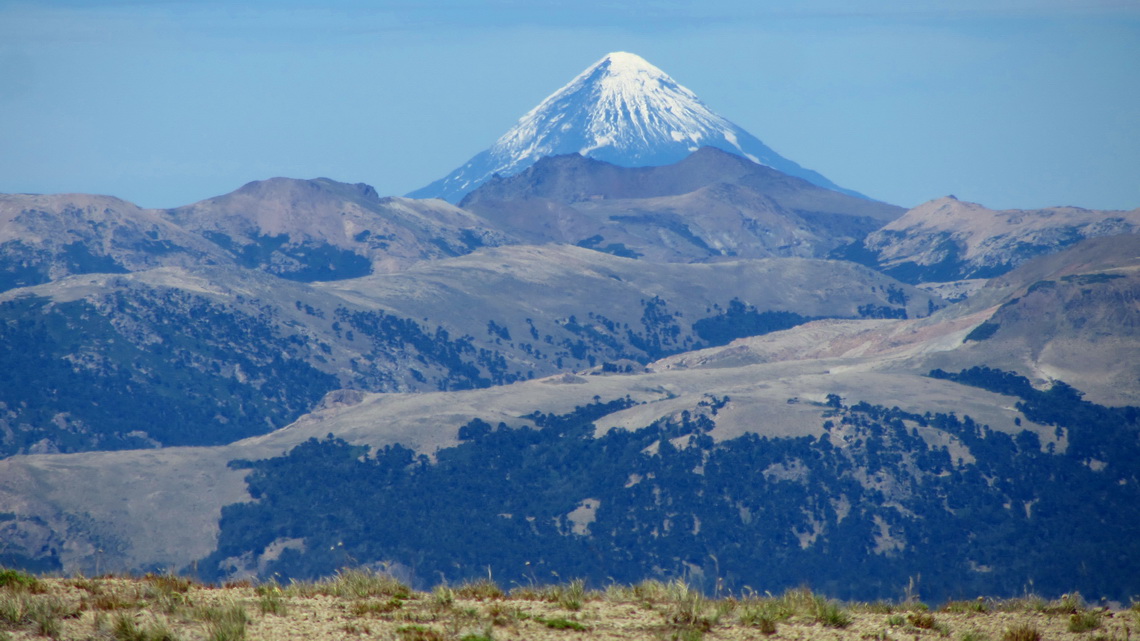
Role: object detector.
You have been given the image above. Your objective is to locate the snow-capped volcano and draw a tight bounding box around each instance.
[409,52,859,202]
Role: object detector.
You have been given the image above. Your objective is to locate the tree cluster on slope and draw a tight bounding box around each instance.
[201,371,1140,602]
[0,294,338,456]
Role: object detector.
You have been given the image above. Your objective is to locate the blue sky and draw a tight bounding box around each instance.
[1,0,1138,210]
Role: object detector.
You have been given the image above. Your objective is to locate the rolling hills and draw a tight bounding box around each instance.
[2,50,1138,603]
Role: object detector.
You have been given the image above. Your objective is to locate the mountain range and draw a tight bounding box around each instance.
[1,51,1138,602]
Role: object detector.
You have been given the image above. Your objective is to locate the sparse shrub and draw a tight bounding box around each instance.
[342,622,372,635]
[93,610,109,632]
[864,601,896,614]
[0,591,30,625]
[960,630,990,641]
[113,613,144,641]
[90,590,141,611]
[517,581,592,608]
[112,613,179,641]
[559,578,587,611]
[27,596,70,639]
[73,576,104,594]
[909,612,937,629]
[1002,623,1041,641]
[34,613,62,639]
[430,585,454,611]
[739,605,778,635]
[486,602,526,626]
[665,580,715,632]
[816,599,853,628]
[349,598,403,617]
[541,616,588,631]
[153,591,190,614]
[996,596,1046,613]
[458,634,494,641]
[143,618,179,641]
[887,614,906,626]
[507,586,541,601]
[200,602,248,641]
[282,579,319,599]
[769,585,851,625]
[255,582,287,616]
[1069,610,1103,633]
[143,574,193,596]
[1044,593,1085,615]
[714,598,737,622]
[258,592,286,616]
[396,624,446,641]
[777,586,820,616]
[944,599,989,614]
[0,569,40,592]
[602,583,633,602]
[740,598,792,634]
[669,628,705,641]
[324,568,412,600]
[455,578,503,601]
[631,579,669,603]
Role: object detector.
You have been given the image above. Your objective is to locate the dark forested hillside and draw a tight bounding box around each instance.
[200,370,1140,602]
[0,249,936,457]
[0,293,338,455]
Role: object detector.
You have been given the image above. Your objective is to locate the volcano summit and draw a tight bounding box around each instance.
[409,52,859,203]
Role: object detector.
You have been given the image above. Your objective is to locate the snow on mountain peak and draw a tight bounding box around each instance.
[497,51,733,168]
[409,52,860,203]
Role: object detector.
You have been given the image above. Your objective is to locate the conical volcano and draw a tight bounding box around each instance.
[409,52,859,202]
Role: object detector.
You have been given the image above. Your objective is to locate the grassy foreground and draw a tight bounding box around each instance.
[1,568,1137,641]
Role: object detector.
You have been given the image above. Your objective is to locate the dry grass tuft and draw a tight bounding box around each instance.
[454,578,504,601]
[944,599,990,614]
[1002,622,1042,641]
[305,568,413,600]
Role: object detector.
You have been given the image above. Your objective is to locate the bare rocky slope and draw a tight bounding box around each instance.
[459,148,903,262]
[845,196,1140,282]
[0,179,518,294]
[662,235,1140,406]
[0,193,234,292]
[164,178,515,278]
